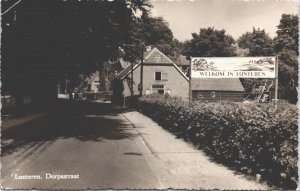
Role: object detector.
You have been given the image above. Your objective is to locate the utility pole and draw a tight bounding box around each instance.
[131,61,134,96]
[189,58,193,105]
[106,62,109,91]
[139,47,144,96]
[274,55,279,108]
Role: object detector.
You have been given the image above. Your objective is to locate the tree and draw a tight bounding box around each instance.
[237,28,274,56]
[122,15,174,63]
[143,16,174,55]
[1,0,152,109]
[184,27,236,57]
[273,14,298,103]
[274,14,298,54]
[231,43,249,57]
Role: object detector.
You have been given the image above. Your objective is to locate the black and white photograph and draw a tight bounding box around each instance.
[1,0,298,190]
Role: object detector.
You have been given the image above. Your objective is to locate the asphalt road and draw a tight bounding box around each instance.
[1,101,162,189]
[1,101,269,190]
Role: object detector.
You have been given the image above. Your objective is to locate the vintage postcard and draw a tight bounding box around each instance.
[1,0,298,190]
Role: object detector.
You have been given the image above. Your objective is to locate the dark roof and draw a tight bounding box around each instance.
[144,48,174,64]
[177,54,190,66]
[115,47,188,81]
[85,71,99,84]
[143,49,152,58]
[115,63,138,79]
[191,78,244,92]
[119,59,130,69]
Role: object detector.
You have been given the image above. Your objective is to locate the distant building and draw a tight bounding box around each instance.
[173,54,190,76]
[115,47,189,100]
[191,78,245,102]
[115,59,131,73]
[76,71,100,93]
[87,71,100,92]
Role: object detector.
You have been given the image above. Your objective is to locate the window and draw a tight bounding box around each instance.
[211,92,216,98]
[155,72,161,80]
[93,80,99,85]
[155,72,168,81]
[162,73,168,81]
[152,85,164,89]
[158,90,164,94]
[152,85,165,94]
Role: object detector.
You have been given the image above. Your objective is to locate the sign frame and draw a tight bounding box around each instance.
[189,56,279,107]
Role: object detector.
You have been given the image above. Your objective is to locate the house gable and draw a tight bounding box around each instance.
[115,47,189,81]
[144,48,174,64]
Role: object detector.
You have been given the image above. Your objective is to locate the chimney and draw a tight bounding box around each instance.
[146,46,152,52]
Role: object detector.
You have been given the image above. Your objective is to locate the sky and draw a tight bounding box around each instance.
[150,0,299,41]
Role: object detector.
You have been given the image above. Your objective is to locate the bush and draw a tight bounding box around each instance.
[112,79,124,105]
[125,95,141,108]
[137,95,298,189]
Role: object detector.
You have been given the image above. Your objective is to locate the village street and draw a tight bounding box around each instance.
[1,101,269,190]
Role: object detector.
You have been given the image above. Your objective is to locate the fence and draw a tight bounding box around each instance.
[1,95,33,109]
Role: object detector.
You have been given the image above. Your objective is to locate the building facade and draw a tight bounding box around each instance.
[191,78,245,102]
[115,47,189,100]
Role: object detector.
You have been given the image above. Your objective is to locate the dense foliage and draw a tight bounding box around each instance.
[136,95,297,189]
[122,15,174,63]
[274,14,298,103]
[183,27,236,57]
[237,28,274,56]
[1,0,152,107]
[236,15,298,103]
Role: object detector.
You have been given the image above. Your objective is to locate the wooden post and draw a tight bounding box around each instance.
[139,47,144,96]
[274,55,279,108]
[189,57,193,105]
[131,62,133,96]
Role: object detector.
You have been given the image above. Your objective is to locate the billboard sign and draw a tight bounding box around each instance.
[191,57,276,78]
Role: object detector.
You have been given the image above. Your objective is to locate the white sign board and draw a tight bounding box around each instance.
[191,57,276,78]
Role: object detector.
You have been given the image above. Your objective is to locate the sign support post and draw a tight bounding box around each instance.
[189,58,193,105]
[131,62,133,96]
[139,47,144,96]
[274,55,279,108]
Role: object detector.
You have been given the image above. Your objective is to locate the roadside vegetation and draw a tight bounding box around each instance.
[133,94,297,189]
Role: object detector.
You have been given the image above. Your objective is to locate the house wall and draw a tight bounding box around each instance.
[90,81,99,92]
[192,91,244,102]
[123,64,189,100]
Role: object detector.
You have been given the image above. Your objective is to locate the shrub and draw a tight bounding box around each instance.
[137,95,298,189]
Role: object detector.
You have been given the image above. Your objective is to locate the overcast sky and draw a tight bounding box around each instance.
[150,0,298,41]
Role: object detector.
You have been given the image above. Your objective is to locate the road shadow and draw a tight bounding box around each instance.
[1,100,136,156]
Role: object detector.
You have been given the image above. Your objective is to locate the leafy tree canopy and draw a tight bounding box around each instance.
[183,27,236,57]
[237,28,274,56]
[274,14,298,54]
[274,14,298,103]
[238,15,298,104]
[2,0,152,99]
[122,15,174,63]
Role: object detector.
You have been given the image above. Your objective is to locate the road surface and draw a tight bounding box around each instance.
[1,101,269,189]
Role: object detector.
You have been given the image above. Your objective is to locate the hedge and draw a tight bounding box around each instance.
[136,94,298,189]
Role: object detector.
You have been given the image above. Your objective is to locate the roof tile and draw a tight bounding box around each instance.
[191,78,244,92]
[144,48,174,64]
